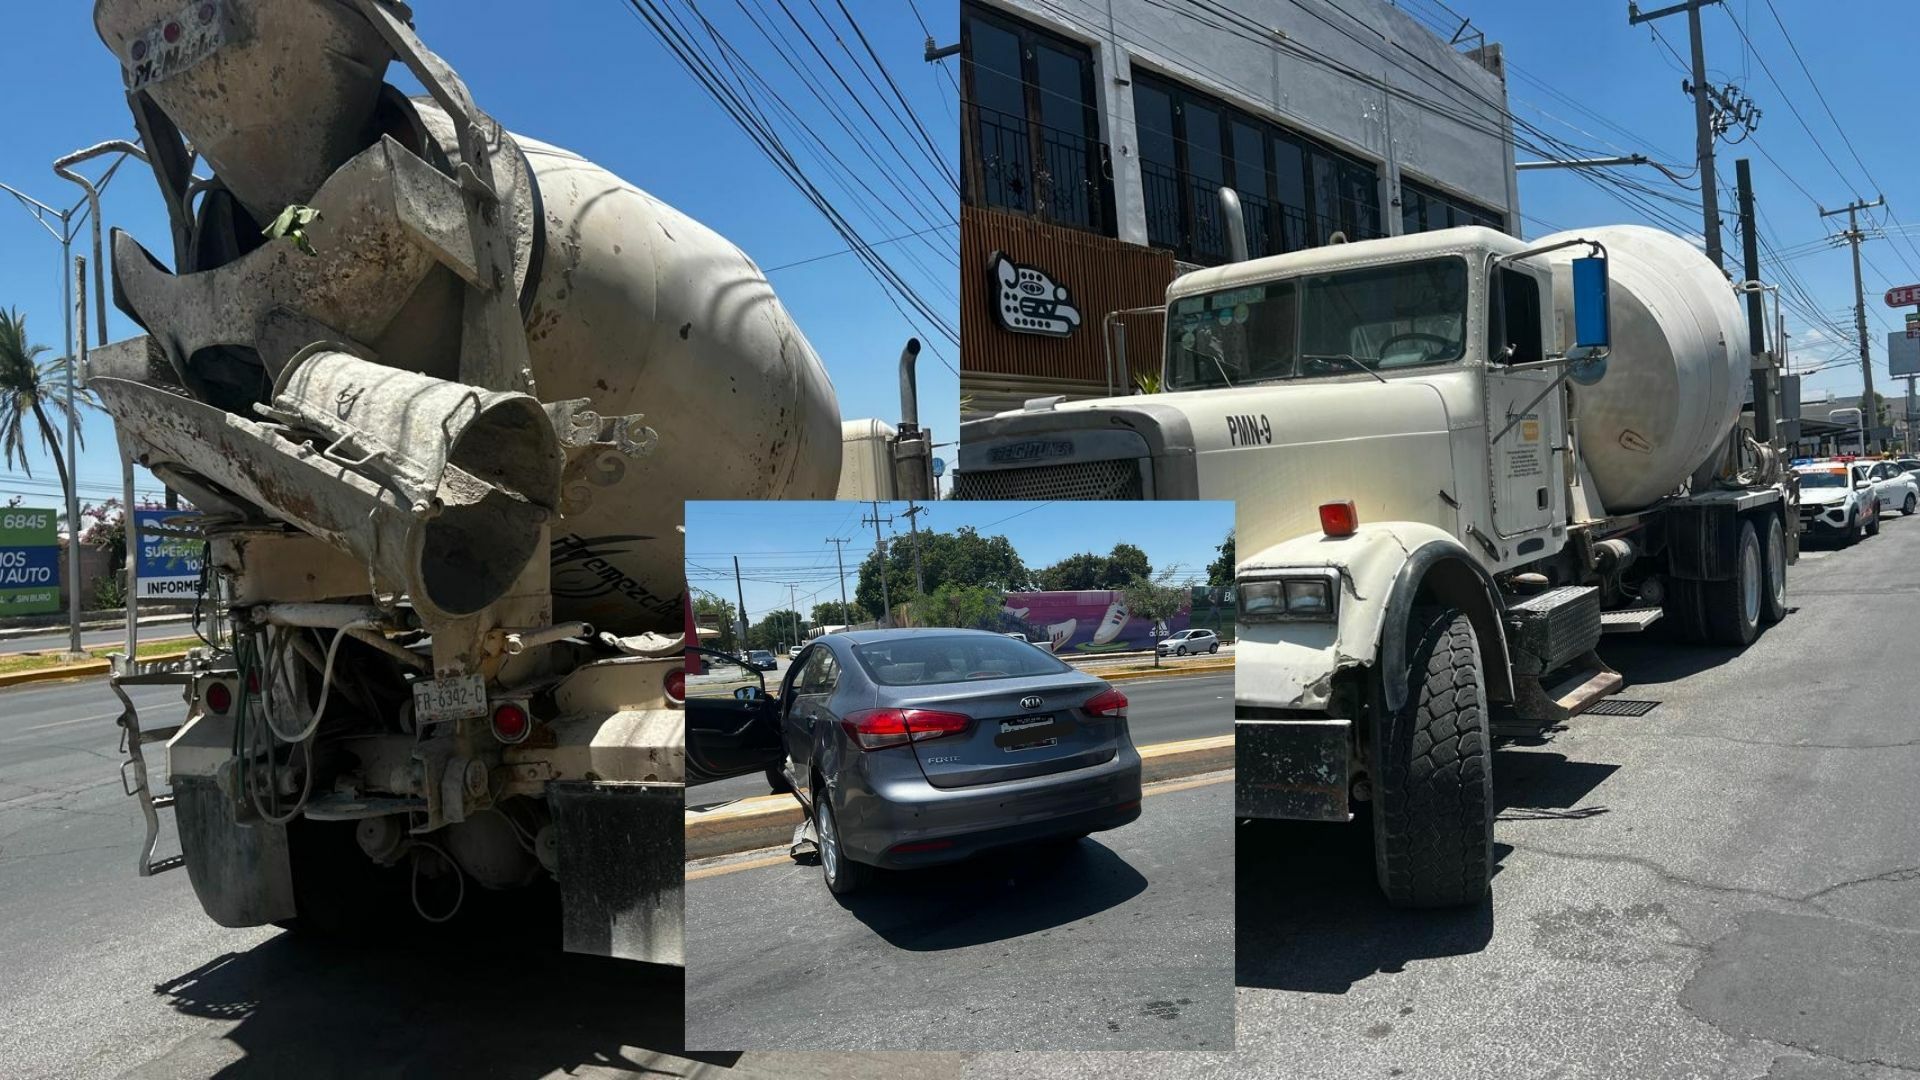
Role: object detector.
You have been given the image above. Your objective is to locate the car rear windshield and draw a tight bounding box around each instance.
[852,635,1071,686]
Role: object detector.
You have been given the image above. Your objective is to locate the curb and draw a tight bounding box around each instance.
[0,648,193,689]
[684,733,1235,861]
[1100,661,1233,682]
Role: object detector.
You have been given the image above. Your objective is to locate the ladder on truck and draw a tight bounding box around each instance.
[111,657,199,876]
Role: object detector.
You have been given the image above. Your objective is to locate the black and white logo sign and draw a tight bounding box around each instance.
[990,252,1081,337]
[1020,695,1044,710]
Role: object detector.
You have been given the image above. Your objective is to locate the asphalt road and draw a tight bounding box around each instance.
[970,511,1920,1080]
[685,774,1234,1053]
[687,670,1233,807]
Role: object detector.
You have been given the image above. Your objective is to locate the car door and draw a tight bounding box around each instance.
[683,648,787,785]
[781,644,842,784]
[1874,463,1901,510]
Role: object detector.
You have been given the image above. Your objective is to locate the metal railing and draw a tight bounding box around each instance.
[969,105,1113,234]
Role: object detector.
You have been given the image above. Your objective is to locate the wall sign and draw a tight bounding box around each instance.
[0,509,60,615]
[989,251,1082,337]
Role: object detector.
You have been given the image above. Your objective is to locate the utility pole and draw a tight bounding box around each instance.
[732,555,750,647]
[1734,159,1773,441]
[1629,0,1727,270]
[825,537,852,625]
[863,501,894,626]
[900,501,928,597]
[787,582,801,649]
[1821,195,1886,452]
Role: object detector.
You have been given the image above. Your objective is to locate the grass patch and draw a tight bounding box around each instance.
[0,636,197,677]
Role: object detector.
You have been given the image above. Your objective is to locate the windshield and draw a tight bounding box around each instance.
[853,634,1071,686]
[1165,257,1470,390]
[1797,472,1846,488]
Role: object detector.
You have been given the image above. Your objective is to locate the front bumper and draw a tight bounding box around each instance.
[1235,715,1353,822]
[838,742,1144,869]
[1799,503,1854,534]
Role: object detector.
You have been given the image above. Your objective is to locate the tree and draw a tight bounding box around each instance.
[0,309,93,524]
[1121,574,1193,668]
[906,583,1007,630]
[854,526,1031,619]
[747,609,803,652]
[1035,543,1153,590]
[1207,529,1236,587]
[811,599,868,626]
[691,590,740,651]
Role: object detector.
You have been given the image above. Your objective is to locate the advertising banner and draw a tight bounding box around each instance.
[133,509,204,600]
[0,508,61,615]
[1001,589,1191,653]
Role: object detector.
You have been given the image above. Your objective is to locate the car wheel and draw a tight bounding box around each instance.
[1867,506,1881,537]
[765,765,794,795]
[1905,492,1916,516]
[1846,511,1863,546]
[814,783,870,897]
[1209,643,1219,654]
[1176,645,1188,656]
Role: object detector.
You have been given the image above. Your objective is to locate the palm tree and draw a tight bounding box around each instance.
[0,307,93,511]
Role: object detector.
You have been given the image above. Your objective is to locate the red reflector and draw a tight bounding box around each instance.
[163,22,181,43]
[246,670,260,693]
[1319,501,1359,537]
[889,838,956,855]
[664,667,686,704]
[491,702,530,744]
[204,681,232,715]
[1083,687,1128,718]
[1114,800,1141,813]
[841,708,970,750]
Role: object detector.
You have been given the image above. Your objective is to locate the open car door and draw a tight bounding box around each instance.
[684,647,788,786]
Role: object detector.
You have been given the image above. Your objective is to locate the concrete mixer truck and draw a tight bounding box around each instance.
[74,0,923,962]
[954,220,1795,907]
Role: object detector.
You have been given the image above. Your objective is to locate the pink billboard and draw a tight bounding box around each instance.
[1001,590,1191,653]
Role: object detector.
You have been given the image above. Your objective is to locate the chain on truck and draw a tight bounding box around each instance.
[955,191,1797,907]
[75,0,927,959]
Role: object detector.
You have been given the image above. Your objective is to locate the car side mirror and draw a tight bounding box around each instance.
[1855,481,1874,491]
[734,685,765,703]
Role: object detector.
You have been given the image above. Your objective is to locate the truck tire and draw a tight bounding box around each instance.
[1702,519,1763,646]
[1759,512,1788,626]
[1371,607,1492,908]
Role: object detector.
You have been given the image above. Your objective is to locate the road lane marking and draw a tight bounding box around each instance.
[686,770,1233,880]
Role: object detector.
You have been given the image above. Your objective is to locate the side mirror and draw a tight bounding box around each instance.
[734,685,765,703]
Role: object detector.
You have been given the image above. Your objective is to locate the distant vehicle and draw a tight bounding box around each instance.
[1156,628,1221,656]
[788,645,805,660]
[1855,460,1920,516]
[1891,457,1920,480]
[1797,463,1880,544]
[684,629,1142,895]
[746,650,779,671]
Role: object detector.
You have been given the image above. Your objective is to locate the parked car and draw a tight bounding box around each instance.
[745,649,778,672]
[1892,457,1920,479]
[1796,462,1880,544]
[1853,460,1919,517]
[789,644,805,660]
[1155,628,1221,656]
[684,629,1143,895]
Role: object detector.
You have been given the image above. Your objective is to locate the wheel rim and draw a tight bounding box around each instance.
[1768,518,1786,610]
[1740,529,1761,623]
[817,795,841,883]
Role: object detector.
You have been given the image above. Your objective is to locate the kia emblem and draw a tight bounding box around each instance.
[1020,695,1043,710]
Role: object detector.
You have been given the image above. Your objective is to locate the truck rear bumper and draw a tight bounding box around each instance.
[1235,716,1352,822]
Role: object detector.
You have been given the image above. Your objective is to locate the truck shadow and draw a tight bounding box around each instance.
[148,926,723,1078]
[1235,746,1617,994]
[1600,634,1746,687]
[836,838,1149,951]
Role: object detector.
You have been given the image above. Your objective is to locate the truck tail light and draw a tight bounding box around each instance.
[1319,501,1358,537]
[491,702,531,744]
[664,667,686,705]
[1083,687,1128,718]
[841,708,970,751]
[204,681,233,715]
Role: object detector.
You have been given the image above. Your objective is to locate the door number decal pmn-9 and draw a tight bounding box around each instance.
[1227,414,1273,446]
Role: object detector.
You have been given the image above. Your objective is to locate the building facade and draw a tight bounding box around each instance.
[960,0,1519,416]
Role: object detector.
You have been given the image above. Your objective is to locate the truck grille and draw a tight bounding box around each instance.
[952,458,1145,501]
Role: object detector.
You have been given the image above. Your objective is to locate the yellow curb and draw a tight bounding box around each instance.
[0,649,192,689]
[683,733,1237,861]
[1100,661,1233,682]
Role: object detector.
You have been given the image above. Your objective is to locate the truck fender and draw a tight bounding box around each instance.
[1377,537,1513,713]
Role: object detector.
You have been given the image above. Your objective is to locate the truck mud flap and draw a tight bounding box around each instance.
[174,776,296,927]
[548,780,684,967]
[1235,717,1352,822]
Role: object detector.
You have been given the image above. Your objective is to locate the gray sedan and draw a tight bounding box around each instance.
[686,629,1143,895]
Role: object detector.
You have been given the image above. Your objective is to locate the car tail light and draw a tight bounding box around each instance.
[204,681,233,715]
[664,667,686,705]
[1319,500,1358,537]
[491,702,531,744]
[1083,687,1128,718]
[841,708,970,751]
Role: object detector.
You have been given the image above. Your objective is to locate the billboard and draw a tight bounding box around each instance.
[1001,589,1191,653]
[0,508,60,615]
[1889,332,1920,378]
[133,509,204,600]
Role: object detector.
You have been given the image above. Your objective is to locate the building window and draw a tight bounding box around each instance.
[961,3,1114,235]
[1400,176,1506,235]
[1131,71,1383,266]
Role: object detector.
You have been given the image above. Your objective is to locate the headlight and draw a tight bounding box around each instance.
[1239,571,1340,622]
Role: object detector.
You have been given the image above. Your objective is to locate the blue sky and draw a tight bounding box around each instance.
[0,0,958,508]
[685,500,1234,620]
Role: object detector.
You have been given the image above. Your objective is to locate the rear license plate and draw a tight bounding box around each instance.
[413,674,488,723]
[127,2,231,92]
[997,714,1069,752]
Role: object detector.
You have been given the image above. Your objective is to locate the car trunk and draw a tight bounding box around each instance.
[900,675,1122,789]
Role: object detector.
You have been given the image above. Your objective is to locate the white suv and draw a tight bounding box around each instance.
[1854,460,1919,517]
[1796,462,1880,545]
[1156,628,1221,656]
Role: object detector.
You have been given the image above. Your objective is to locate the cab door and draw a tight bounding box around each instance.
[1485,265,1564,539]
